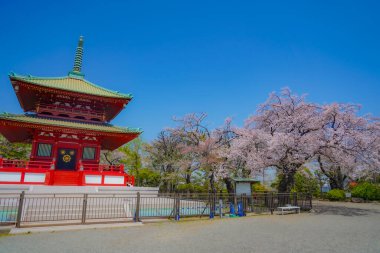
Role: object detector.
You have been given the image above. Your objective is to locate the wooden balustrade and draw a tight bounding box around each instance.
[37,103,105,121]
[0,159,52,170]
[0,159,123,172]
[0,158,133,186]
[38,103,104,117]
[82,163,124,172]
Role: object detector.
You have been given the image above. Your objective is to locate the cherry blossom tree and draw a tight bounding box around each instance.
[315,104,380,189]
[213,118,246,194]
[170,113,210,185]
[145,130,183,192]
[229,88,321,192]
[168,113,240,194]
[101,149,126,165]
[145,89,379,193]
[169,113,223,193]
[229,88,380,192]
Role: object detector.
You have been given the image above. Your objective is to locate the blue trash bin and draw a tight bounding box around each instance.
[229,202,235,215]
[237,201,245,217]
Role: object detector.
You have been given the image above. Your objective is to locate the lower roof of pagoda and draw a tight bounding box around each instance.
[0,113,142,150]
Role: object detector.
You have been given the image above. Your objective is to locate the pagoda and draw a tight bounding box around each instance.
[0,37,141,186]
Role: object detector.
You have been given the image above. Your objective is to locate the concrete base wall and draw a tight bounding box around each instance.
[0,184,159,196]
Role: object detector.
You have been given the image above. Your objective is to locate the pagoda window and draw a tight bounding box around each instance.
[37,143,52,157]
[83,147,96,160]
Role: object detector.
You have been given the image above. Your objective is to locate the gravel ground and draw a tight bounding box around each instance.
[0,201,379,253]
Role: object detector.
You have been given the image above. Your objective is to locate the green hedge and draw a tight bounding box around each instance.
[252,183,268,192]
[326,189,346,201]
[176,183,209,193]
[351,183,380,201]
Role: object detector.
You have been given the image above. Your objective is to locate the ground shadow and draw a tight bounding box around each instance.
[312,203,380,217]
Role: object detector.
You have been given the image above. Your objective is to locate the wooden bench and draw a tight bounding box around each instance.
[277,205,300,215]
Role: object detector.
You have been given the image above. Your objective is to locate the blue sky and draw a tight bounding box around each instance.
[0,1,379,140]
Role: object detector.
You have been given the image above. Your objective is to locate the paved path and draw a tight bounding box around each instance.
[1,201,379,253]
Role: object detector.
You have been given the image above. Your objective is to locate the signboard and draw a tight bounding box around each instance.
[236,182,252,195]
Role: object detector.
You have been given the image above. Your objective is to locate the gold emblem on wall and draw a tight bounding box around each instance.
[60,150,66,155]
[69,151,75,155]
[62,154,72,163]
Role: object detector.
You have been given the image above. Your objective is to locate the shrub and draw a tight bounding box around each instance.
[176,183,195,193]
[351,182,380,201]
[292,167,320,196]
[348,181,358,190]
[326,189,346,201]
[176,183,209,193]
[252,183,268,192]
[130,168,161,187]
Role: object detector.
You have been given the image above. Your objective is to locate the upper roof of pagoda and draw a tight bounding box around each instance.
[9,36,132,101]
[9,72,132,100]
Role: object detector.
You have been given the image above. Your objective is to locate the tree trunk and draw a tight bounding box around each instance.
[209,171,216,195]
[317,156,346,190]
[278,168,296,192]
[329,178,343,190]
[328,167,346,190]
[224,177,235,195]
[185,167,191,194]
[185,166,191,184]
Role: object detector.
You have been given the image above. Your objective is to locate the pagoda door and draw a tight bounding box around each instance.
[56,148,77,171]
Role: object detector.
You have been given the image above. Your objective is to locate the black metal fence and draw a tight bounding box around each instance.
[0,192,312,228]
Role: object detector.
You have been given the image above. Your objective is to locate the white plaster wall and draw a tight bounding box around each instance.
[0,172,22,182]
[85,175,102,184]
[24,173,46,183]
[104,176,124,185]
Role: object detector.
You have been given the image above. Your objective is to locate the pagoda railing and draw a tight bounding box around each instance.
[0,159,124,172]
[0,158,52,170]
[37,103,105,121]
[81,163,124,173]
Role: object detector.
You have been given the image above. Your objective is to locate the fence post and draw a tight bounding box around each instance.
[81,194,88,224]
[270,192,274,215]
[209,193,215,219]
[134,192,141,222]
[16,191,25,228]
[233,195,237,215]
[175,194,180,221]
[219,199,223,218]
[242,193,247,215]
[293,192,298,206]
[309,192,313,209]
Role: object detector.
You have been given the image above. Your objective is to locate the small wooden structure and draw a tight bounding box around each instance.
[232,178,260,195]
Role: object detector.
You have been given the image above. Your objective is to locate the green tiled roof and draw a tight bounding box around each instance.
[9,72,133,99]
[0,113,142,134]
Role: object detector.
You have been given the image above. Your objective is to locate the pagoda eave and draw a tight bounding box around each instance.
[10,78,131,122]
[0,117,141,150]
